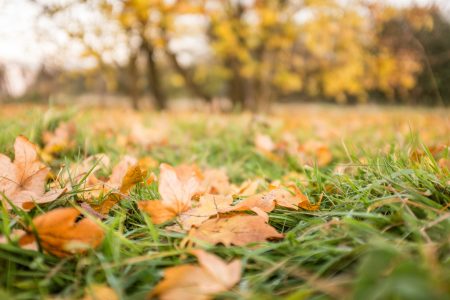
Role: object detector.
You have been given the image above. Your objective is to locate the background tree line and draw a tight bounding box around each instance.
[4,0,450,110]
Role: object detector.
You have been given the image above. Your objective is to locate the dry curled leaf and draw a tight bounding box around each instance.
[151,250,241,300]
[89,157,146,214]
[19,207,104,257]
[187,214,283,246]
[0,136,65,210]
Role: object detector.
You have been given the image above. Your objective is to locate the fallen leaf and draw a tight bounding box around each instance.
[255,134,276,152]
[89,158,146,214]
[42,122,76,155]
[0,136,65,210]
[67,156,145,214]
[137,200,178,224]
[199,168,232,195]
[151,249,241,300]
[223,185,319,221]
[296,141,332,167]
[19,207,104,257]
[138,163,201,223]
[0,229,38,250]
[187,214,283,246]
[128,122,169,149]
[177,194,233,230]
[55,154,110,188]
[83,284,119,300]
[231,178,262,196]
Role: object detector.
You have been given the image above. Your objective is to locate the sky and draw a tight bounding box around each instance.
[0,0,449,68]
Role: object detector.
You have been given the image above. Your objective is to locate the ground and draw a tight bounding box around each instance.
[0,104,449,300]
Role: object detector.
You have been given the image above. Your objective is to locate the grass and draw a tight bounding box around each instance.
[0,104,449,300]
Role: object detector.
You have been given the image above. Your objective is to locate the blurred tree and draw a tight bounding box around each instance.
[206,0,304,110]
[30,0,441,110]
[413,8,450,105]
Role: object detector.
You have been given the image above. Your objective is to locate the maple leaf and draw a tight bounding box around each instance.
[231,178,262,197]
[0,136,65,211]
[223,185,320,222]
[19,207,104,257]
[187,214,283,246]
[138,163,201,224]
[198,168,232,195]
[177,194,233,230]
[151,249,241,300]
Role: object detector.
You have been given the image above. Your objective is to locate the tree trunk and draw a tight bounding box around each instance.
[227,58,247,111]
[164,45,212,103]
[128,52,140,110]
[142,41,167,110]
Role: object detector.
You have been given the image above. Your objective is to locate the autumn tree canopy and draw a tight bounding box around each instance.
[28,0,446,110]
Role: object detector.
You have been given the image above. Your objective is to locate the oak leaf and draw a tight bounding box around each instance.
[19,207,104,257]
[0,136,64,210]
[151,249,241,300]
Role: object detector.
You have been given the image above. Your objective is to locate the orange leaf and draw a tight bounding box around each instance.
[151,250,241,300]
[137,200,178,224]
[19,207,104,257]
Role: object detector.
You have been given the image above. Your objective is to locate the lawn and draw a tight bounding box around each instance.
[0,104,449,300]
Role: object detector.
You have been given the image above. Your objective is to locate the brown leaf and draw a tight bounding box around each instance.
[187,214,283,246]
[151,250,241,300]
[0,136,65,210]
[19,207,104,257]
